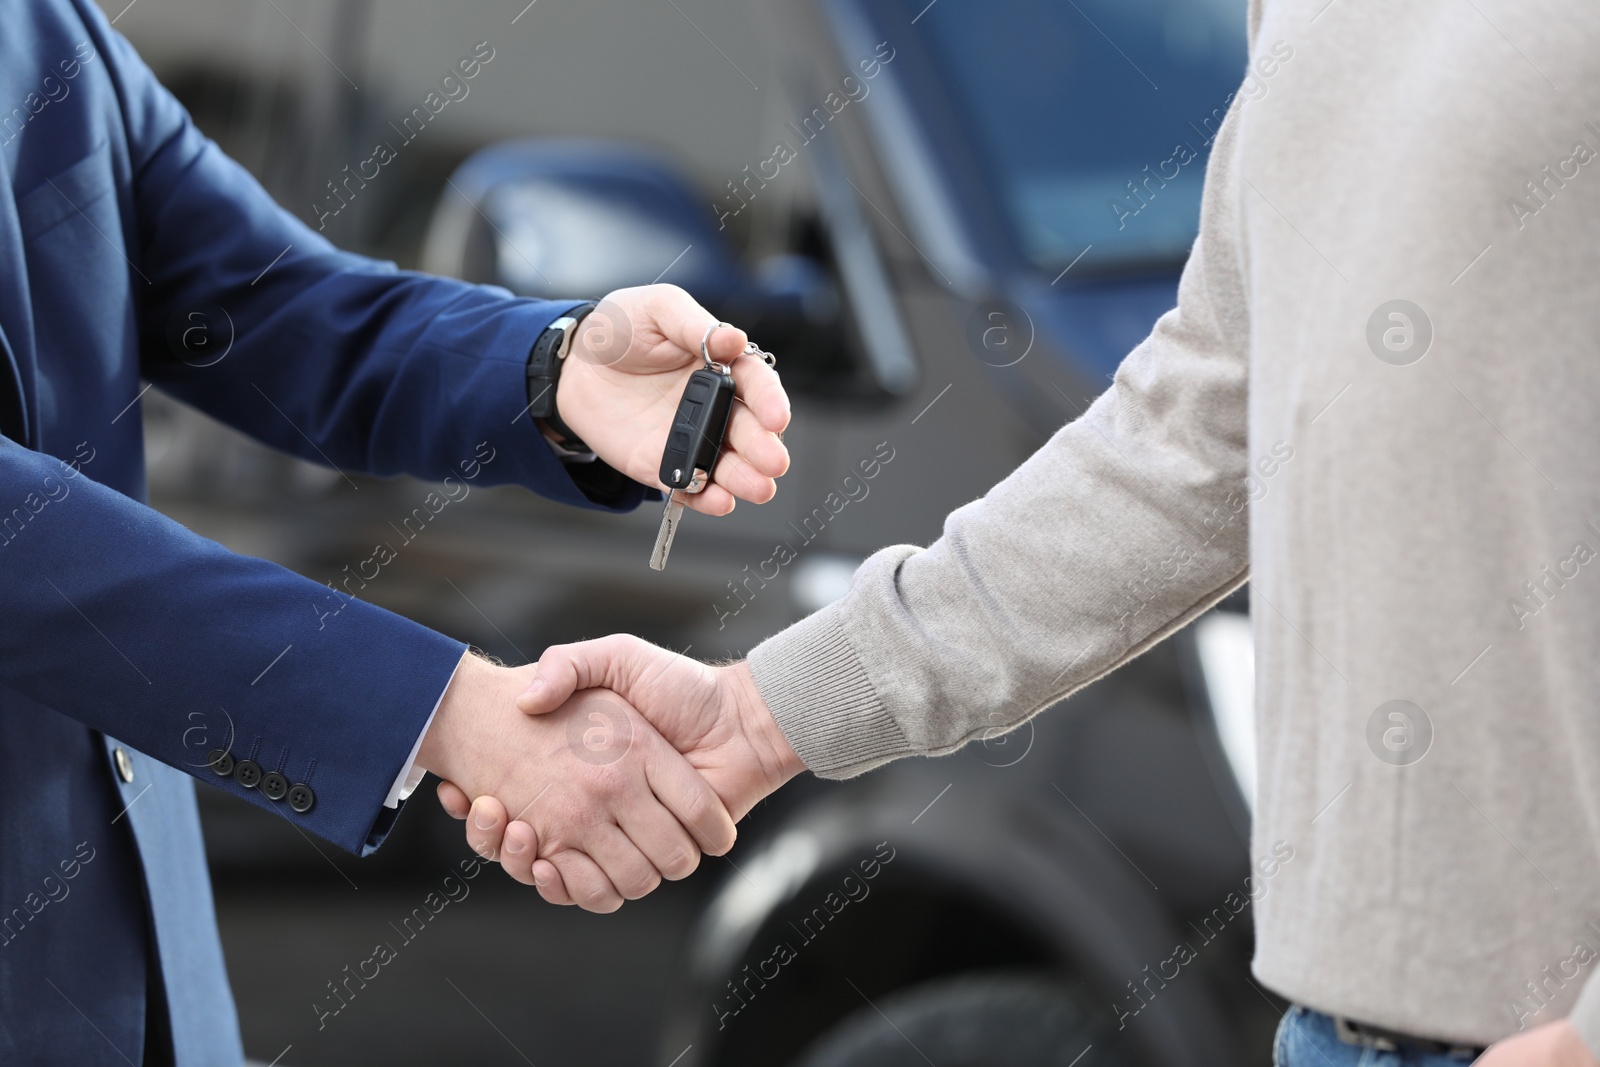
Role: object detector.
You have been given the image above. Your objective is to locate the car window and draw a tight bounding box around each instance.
[909,0,1247,273]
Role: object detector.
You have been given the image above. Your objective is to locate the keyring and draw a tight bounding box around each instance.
[701,321,734,373]
[702,322,778,372]
[743,341,777,369]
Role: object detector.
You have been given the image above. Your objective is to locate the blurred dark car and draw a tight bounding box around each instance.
[149,0,1278,1062]
[418,0,1274,1063]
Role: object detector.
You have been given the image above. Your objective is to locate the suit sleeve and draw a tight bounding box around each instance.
[748,98,1255,779]
[90,7,643,509]
[3,4,623,857]
[0,436,466,854]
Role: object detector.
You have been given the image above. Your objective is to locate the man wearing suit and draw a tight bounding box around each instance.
[0,0,790,1063]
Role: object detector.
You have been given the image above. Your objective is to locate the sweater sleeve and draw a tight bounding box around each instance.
[748,98,1255,779]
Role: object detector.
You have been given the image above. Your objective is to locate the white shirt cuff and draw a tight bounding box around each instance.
[382,664,458,809]
[540,422,597,462]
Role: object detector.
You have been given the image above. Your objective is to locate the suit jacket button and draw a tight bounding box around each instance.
[234,759,262,789]
[207,749,235,777]
[261,772,289,801]
[287,784,316,814]
[113,747,134,784]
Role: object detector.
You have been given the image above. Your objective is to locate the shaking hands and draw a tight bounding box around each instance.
[418,650,742,910]
[419,287,798,912]
[433,639,804,912]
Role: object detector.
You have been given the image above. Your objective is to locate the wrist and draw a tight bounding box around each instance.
[552,350,583,443]
[418,651,529,783]
[527,303,598,450]
[723,660,806,786]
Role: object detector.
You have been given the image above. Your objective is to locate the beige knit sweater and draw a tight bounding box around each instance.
[748,0,1600,1051]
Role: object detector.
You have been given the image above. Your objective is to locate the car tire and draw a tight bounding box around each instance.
[788,970,1121,1067]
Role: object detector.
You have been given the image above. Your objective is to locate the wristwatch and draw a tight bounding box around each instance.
[525,301,598,451]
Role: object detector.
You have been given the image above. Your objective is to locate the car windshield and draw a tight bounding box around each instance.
[910,0,1249,274]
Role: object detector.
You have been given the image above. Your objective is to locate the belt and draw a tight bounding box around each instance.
[1334,1016,1484,1058]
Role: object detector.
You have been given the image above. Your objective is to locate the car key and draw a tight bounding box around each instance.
[650,361,736,571]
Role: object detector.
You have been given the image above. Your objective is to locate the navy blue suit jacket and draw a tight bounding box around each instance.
[0,1,644,1062]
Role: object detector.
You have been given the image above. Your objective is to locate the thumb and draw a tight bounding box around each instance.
[516,647,581,715]
[518,634,665,716]
[436,778,472,819]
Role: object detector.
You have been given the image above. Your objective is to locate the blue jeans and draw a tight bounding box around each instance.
[1275,1006,1483,1066]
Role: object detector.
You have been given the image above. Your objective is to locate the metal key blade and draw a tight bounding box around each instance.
[650,492,686,571]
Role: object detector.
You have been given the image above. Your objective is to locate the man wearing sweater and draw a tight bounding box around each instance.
[452,0,1600,1063]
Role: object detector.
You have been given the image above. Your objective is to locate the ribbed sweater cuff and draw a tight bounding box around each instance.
[1570,971,1600,1060]
[746,606,911,780]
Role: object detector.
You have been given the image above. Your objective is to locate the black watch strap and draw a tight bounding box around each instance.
[526,302,598,450]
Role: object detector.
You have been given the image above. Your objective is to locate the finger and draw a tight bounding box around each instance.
[693,449,778,510]
[642,732,738,856]
[614,794,701,882]
[724,399,791,478]
[612,729,707,879]
[580,821,664,901]
[436,779,472,820]
[679,481,739,517]
[729,352,791,435]
[707,321,750,365]
[546,847,626,913]
[649,286,748,368]
[498,820,541,886]
[518,635,659,715]
[465,795,510,863]
[531,858,573,905]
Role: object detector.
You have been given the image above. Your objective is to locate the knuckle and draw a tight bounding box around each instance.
[558,788,609,825]
[583,887,622,913]
[662,846,699,880]
[680,786,718,831]
[579,762,634,804]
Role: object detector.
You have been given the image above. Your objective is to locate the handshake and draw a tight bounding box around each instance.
[416,638,807,912]
[407,288,808,911]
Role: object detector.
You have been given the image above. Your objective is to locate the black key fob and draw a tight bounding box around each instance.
[659,366,736,492]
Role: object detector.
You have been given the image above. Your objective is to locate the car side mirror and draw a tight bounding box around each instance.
[422,138,851,394]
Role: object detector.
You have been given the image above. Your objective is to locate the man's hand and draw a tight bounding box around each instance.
[419,650,737,912]
[1478,1020,1600,1066]
[436,636,804,905]
[553,285,790,516]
